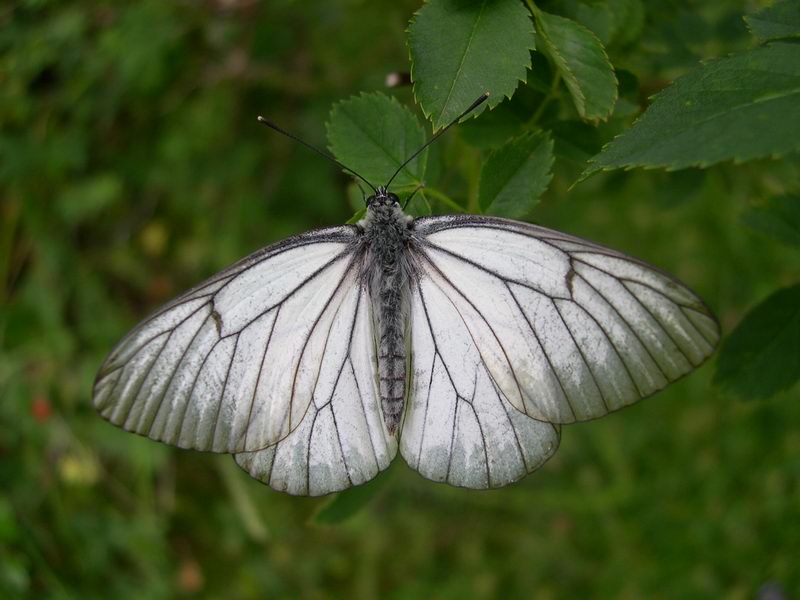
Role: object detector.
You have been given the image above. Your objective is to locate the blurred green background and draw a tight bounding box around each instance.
[2,0,799,597]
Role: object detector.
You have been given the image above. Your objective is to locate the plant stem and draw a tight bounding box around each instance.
[525,0,542,17]
[529,71,562,127]
[524,0,562,127]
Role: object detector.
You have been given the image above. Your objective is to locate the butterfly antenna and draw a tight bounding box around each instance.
[257,116,377,193]
[384,92,490,189]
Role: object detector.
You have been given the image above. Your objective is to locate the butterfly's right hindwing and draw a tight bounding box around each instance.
[400,273,561,489]
[93,226,368,454]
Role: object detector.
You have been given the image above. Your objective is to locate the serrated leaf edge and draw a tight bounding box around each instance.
[533,9,618,124]
[744,1,800,43]
[580,42,800,179]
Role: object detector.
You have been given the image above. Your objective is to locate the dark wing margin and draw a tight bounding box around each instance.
[410,214,720,425]
[92,225,368,454]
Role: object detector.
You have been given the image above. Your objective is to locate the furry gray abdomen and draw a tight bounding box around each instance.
[377,269,406,435]
[359,196,413,435]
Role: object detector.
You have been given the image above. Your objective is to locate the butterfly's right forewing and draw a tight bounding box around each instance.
[411,215,720,425]
[93,226,363,454]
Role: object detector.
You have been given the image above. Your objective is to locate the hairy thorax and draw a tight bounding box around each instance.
[359,201,413,435]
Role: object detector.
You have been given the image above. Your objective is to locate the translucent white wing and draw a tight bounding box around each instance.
[234,283,397,496]
[400,272,560,489]
[92,226,364,453]
[412,215,720,424]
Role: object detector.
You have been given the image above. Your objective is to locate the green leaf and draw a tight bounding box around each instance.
[311,469,392,525]
[745,0,800,41]
[327,92,427,189]
[479,130,554,219]
[584,43,800,176]
[715,284,800,400]
[741,194,800,248]
[533,9,618,122]
[408,0,535,130]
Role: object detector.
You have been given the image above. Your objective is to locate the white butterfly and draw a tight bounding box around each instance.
[93,97,719,496]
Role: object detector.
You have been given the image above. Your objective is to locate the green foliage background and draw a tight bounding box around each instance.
[2,0,799,597]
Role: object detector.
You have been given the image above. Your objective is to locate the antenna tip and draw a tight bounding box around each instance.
[257,116,267,123]
[483,91,490,97]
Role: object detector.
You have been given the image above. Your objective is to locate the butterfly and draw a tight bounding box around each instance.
[93,94,719,495]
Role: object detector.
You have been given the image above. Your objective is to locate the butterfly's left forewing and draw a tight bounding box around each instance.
[93,226,368,454]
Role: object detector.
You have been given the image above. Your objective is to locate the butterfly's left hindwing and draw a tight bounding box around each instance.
[93,226,372,455]
[234,282,397,496]
[411,215,720,425]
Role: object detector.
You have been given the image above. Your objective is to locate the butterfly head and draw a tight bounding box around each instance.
[360,185,412,231]
[366,186,400,209]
